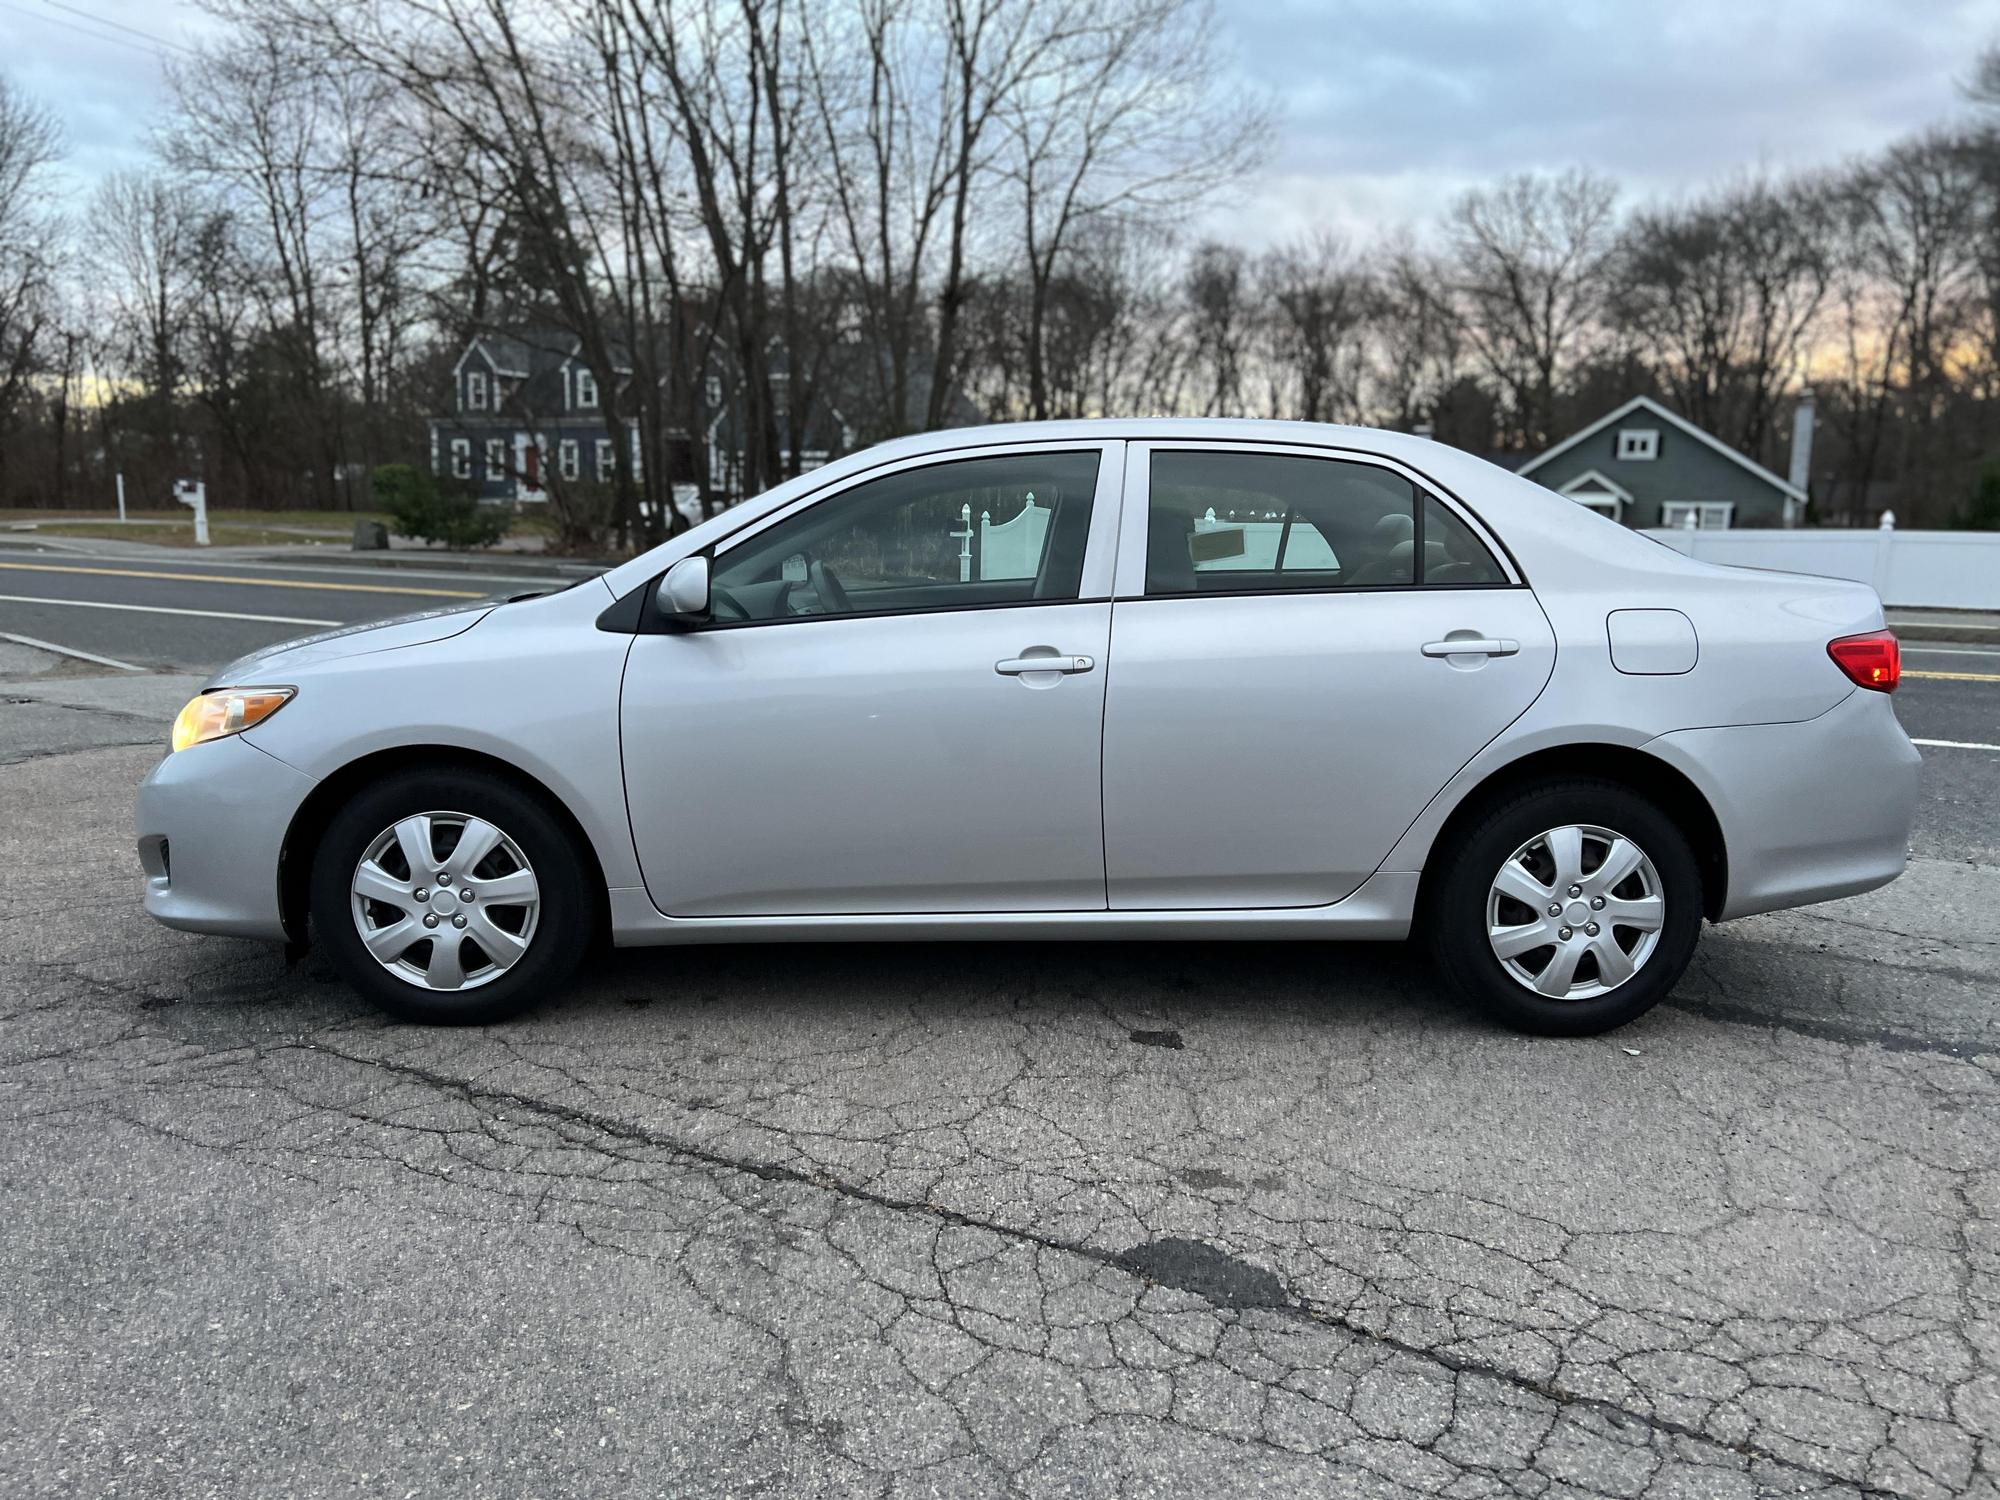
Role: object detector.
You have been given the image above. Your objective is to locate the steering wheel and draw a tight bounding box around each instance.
[806,556,854,614]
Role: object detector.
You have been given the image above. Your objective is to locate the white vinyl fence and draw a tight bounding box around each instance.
[1641,520,2000,610]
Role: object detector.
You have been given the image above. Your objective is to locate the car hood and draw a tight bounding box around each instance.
[205,601,496,687]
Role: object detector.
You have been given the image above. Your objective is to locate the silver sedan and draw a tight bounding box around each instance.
[136,420,1920,1034]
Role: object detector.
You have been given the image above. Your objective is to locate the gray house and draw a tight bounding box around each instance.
[428,332,651,505]
[1516,395,1806,530]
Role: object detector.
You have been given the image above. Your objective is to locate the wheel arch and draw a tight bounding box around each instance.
[279,744,612,947]
[1412,743,1728,926]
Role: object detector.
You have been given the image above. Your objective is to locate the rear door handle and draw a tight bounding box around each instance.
[1421,637,1519,658]
[996,654,1094,675]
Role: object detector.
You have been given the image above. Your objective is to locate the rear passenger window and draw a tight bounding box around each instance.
[1145,453,1414,595]
[1143,452,1505,595]
[1422,495,1508,584]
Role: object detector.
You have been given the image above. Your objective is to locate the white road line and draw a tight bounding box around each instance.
[0,630,144,672]
[1911,738,2000,752]
[0,594,339,627]
[1904,646,2000,658]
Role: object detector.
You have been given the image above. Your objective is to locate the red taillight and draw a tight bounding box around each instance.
[1828,631,1900,692]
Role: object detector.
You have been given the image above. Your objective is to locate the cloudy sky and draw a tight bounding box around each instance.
[9,0,2000,241]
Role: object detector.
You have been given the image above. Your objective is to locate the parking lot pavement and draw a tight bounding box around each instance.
[1,659,1997,1499]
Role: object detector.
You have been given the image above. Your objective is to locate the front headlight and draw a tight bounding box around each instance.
[170,687,295,753]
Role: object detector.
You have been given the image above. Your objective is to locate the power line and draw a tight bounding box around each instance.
[1,0,164,58]
[0,0,163,58]
[39,0,196,54]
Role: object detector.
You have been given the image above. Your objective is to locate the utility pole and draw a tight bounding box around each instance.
[115,472,127,523]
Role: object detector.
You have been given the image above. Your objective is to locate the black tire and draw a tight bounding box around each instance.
[309,767,592,1025]
[1425,777,1704,1036]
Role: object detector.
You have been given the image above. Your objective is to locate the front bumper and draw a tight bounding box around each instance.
[136,735,318,940]
[1645,687,1921,920]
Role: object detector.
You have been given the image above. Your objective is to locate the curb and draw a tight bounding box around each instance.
[244,550,613,579]
[1890,622,2000,643]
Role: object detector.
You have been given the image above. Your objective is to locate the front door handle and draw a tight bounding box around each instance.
[996,653,1094,675]
[1421,637,1519,658]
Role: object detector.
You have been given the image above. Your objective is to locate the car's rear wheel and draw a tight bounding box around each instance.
[309,768,591,1025]
[1426,778,1704,1035]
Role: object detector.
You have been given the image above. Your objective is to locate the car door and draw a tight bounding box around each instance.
[1101,442,1555,910]
[622,442,1123,917]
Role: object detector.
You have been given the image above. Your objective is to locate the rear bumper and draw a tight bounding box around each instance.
[136,735,318,940]
[1645,688,1920,920]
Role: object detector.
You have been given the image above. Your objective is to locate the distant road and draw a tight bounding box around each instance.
[0,553,558,673]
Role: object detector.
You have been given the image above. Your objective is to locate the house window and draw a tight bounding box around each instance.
[450,439,472,480]
[558,439,580,481]
[706,375,723,409]
[1617,428,1659,461]
[467,370,487,412]
[576,368,599,409]
[595,439,615,481]
[1661,502,1733,530]
[485,439,506,479]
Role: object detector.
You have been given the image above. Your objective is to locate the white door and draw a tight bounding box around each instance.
[621,444,1123,917]
[1101,444,1556,909]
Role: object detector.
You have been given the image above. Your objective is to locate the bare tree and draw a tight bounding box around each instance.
[1372,238,1464,433]
[0,74,62,491]
[996,0,1266,419]
[1611,177,1832,457]
[1825,133,1986,520]
[1182,241,1251,416]
[1257,230,1374,423]
[1444,168,1617,448]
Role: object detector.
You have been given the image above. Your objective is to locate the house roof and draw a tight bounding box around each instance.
[1516,394,1806,502]
[1556,468,1633,503]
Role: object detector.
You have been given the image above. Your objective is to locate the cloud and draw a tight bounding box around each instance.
[6,0,1994,244]
[5,0,213,201]
[1199,0,2000,245]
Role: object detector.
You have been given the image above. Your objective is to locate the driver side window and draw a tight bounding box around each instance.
[708,451,1100,623]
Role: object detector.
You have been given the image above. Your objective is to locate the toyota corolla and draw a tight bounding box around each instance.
[136,420,1920,1034]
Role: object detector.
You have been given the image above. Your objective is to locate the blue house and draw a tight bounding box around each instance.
[428,328,859,509]
[427,331,653,504]
[1514,395,1807,530]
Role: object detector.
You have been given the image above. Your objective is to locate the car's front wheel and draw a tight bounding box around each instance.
[1426,778,1704,1036]
[309,768,592,1024]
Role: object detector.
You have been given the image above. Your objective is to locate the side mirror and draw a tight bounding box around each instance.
[656,555,711,624]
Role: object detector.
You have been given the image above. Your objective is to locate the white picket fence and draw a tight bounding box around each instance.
[1641,520,2000,610]
[955,499,1052,581]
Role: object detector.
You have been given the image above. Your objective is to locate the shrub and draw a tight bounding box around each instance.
[373,463,510,549]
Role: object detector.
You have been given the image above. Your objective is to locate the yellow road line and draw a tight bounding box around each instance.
[1905,669,2000,683]
[0,560,483,598]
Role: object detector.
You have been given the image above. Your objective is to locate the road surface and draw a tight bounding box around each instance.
[2,540,1998,1498]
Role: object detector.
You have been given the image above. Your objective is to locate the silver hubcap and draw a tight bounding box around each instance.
[349,812,540,992]
[1485,824,1665,1000]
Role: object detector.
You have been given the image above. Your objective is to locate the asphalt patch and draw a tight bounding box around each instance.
[1115,1236,1291,1310]
[1128,1028,1184,1049]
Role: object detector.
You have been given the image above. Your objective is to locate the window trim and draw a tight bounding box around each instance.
[1660,500,1734,530]
[1112,440,1523,600]
[450,438,472,480]
[576,366,599,410]
[466,370,488,412]
[1616,428,1660,461]
[484,437,507,479]
[558,438,580,481]
[661,441,1126,634]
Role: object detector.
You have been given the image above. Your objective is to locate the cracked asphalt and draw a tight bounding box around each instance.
[3,637,1999,1497]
